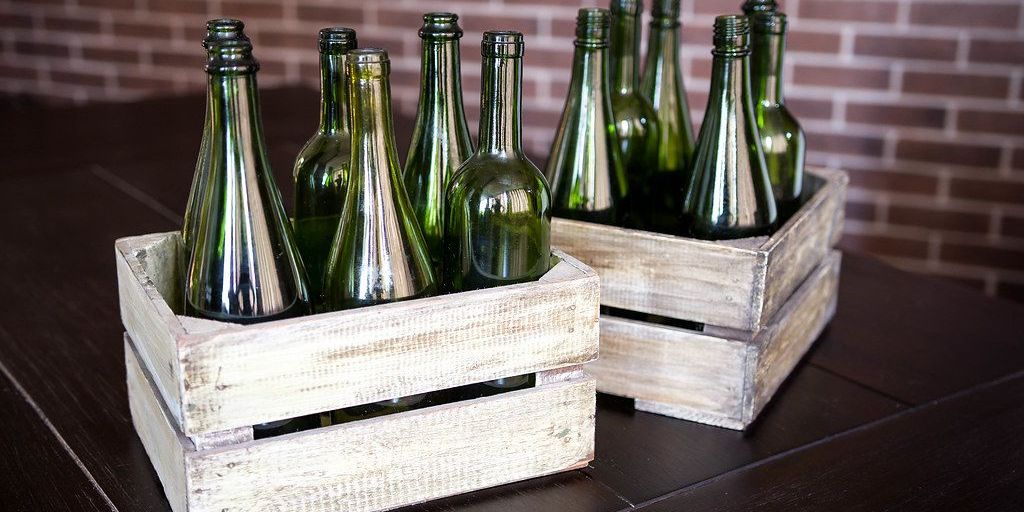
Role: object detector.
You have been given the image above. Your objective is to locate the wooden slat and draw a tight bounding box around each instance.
[125,336,189,512]
[116,234,187,426]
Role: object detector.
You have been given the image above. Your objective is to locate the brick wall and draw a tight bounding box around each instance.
[2,0,1023,302]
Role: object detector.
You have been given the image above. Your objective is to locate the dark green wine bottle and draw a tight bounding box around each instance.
[292,28,357,311]
[182,19,249,261]
[683,15,777,240]
[741,0,778,15]
[323,49,438,421]
[609,0,659,227]
[444,31,550,395]
[183,30,316,438]
[640,0,694,231]
[546,8,627,225]
[404,13,474,274]
[750,12,805,218]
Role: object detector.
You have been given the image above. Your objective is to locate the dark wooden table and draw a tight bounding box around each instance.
[2,87,1023,511]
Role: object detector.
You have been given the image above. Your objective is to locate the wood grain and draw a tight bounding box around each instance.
[552,167,847,331]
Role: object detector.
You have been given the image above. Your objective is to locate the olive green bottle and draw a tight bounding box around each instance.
[741,0,778,15]
[323,49,437,422]
[444,31,550,395]
[640,0,694,231]
[292,28,357,310]
[182,19,248,261]
[404,13,474,273]
[546,8,627,225]
[683,15,777,240]
[184,30,316,438]
[609,0,659,227]
[750,12,805,218]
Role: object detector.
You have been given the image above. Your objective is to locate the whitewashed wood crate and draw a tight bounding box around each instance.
[116,232,600,512]
[552,167,848,430]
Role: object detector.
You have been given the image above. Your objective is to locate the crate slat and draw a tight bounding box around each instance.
[115,233,600,436]
[127,335,596,512]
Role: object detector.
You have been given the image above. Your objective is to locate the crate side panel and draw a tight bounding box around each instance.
[179,271,600,434]
[590,317,749,420]
[117,234,185,425]
[185,377,596,512]
[760,169,846,326]
[750,251,842,422]
[552,219,761,329]
[126,336,189,512]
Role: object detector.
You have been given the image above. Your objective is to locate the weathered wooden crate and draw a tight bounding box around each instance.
[553,167,848,430]
[116,232,600,512]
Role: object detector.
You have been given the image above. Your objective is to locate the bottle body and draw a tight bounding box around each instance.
[404,14,474,275]
[684,16,777,240]
[293,28,357,309]
[609,0,659,228]
[751,13,805,219]
[640,0,695,231]
[444,31,550,396]
[546,8,627,225]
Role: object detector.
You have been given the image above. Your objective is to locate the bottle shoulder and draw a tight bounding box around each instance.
[757,104,805,138]
[612,91,658,120]
[449,153,549,199]
[293,132,353,177]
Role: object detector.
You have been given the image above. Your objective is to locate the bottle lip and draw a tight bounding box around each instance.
[348,47,390,78]
[203,18,248,49]
[481,30,524,58]
[574,8,610,47]
[712,14,751,57]
[750,12,787,34]
[206,38,259,74]
[319,27,358,52]
[610,0,641,16]
[420,12,463,40]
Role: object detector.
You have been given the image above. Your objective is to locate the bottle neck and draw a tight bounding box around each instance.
[208,71,265,164]
[478,55,523,155]
[751,31,784,105]
[646,17,680,65]
[350,73,400,178]
[319,51,350,134]
[610,12,640,94]
[569,42,608,100]
[415,39,467,134]
[708,53,750,111]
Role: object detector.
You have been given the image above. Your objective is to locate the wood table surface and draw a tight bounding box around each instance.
[1,87,1022,511]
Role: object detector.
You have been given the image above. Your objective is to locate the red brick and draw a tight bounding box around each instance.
[51,69,106,87]
[681,26,713,46]
[152,50,202,69]
[1014,148,1024,171]
[968,38,1024,66]
[524,47,571,69]
[957,110,1024,136]
[693,0,745,15]
[0,63,39,80]
[846,102,946,128]
[888,205,990,233]
[786,97,833,120]
[254,29,316,50]
[996,281,1024,303]
[297,4,364,25]
[0,12,33,29]
[950,177,1024,204]
[113,20,173,39]
[896,139,1001,168]
[806,131,885,157]
[941,242,1024,271]
[853,34,958,61]
[117,74,175,91]
[788,31,842,55]
[461,14,540,37]
[148,0,209,16]
[942,275,989,293]
[799,0,899,23]
[78,0,134,8]
[42,14,103,34]
[909,2,1021,30]
[82,46,141,64]
[221,1,286,20]
[793,64,890,90]
[1002,215,1024,239]
[689,57,712,79]
[847,168,939,195]
[13,40,71,58]
[840,232,929,259]
[845,200,876,222]
[902,71,1009,99]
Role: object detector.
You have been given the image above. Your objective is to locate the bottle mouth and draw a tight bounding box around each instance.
[610,0,640,16]
[741,0,779,16]
[206,38,259,74]
[574,8,610,47]
[712,15,750,57]
[203,18,248,49]
[420,12,463,40]
[319,27,357,52]
[751,12,786,34]
[651,0,681,20]
[481,30,524,58]
[348,47,390,78]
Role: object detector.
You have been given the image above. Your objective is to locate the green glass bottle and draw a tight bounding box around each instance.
[182,19,249,262]
[640,0,694,231]
[750,12,805,219]
[183,31,316,438]
[444,31,550,395]
[323,49,438,422]
[741,0,778,16]
[683,15,777,240]
[403,13,474,274]
[292,28,358,311]
[609,0,659,227]
[546,8,627,225]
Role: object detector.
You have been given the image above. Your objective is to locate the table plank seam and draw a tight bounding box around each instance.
[620,367,1024,511]
[90,165,182,224]
[0,354,119,512]
[583,466,637,509]
[807,361,912,407]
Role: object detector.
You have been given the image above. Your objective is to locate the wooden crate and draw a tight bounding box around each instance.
[552,167,848,430]
[116,232,600,512]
